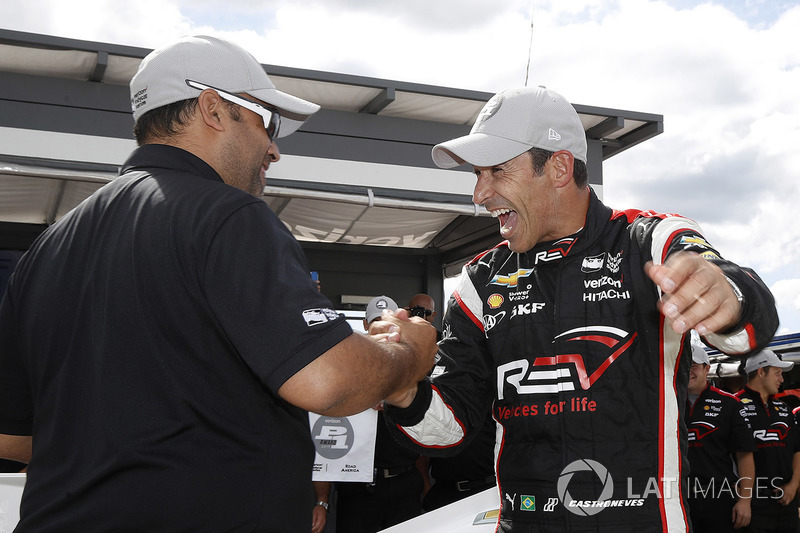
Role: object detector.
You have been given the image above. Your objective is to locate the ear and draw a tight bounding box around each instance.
[196,89,227,132]
[550,150,575,188]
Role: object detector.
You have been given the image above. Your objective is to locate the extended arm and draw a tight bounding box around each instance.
[279,311,438,417]
[642,217,777,353]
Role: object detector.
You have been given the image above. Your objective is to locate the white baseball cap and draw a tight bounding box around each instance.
[365,296,398,324]
[431,86,587,169]
[744,349,794,374]
[130,35,319,137]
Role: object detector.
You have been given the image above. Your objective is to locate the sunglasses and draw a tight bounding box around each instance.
[407,305,433,319]
[185,79,281,141]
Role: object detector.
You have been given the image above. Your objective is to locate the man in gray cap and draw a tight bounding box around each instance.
[0,35,436,532]
[334,295,427,532]
[737,350,800,532]
[382,86,779,532]
[686,343,755,532]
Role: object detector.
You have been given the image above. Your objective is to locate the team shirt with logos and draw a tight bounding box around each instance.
[385,190,778,533]
[735,386,800,507]
[686,383,755,491]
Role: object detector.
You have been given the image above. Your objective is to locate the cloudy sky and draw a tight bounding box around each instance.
[2,0,799,334]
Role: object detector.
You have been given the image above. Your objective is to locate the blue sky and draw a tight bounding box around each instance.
[2,0,799,334]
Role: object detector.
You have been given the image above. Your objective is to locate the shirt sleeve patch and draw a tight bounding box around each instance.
[302,308,341,327]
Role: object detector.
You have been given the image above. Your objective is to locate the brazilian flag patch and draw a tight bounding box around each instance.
[521,495,535,511]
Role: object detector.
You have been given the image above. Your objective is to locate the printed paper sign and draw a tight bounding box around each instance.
[310,408,377,482]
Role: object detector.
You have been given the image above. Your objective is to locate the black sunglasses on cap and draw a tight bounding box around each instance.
[185,79,281,141]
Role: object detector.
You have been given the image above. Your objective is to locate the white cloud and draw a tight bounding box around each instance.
[772,278,800,336]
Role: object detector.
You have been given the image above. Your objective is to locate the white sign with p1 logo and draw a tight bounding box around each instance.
[309,408,378,482]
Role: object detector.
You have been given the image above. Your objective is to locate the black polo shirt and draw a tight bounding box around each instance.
[736,386,800,506]
[0,144,351,531]
[686,383,755,490]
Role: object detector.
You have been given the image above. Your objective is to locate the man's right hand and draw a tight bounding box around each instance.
[384,386,419,409]
[369,308,437,385]
[279,308,437,416]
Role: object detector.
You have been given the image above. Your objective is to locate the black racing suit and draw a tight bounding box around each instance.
[384,190,778,532]
[736,387,800,531]
[686,383,756,533]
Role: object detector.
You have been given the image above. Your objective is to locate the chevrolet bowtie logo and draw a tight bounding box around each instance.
[490,268,534,288]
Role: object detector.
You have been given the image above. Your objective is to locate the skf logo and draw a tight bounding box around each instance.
[511,302,546,318]
[496,326,636,399]
[487,293,504,309]
[490,268,534,288]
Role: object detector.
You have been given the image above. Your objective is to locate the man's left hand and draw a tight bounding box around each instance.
[778,481,799,506]
[731,498,751,528]
[645,252,741,335]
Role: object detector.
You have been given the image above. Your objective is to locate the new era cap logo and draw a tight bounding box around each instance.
[548,128,561,141]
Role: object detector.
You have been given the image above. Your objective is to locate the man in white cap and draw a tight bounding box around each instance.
[686,343,755,532]
[0,35,436,531]
[381,86,779,532]
[737,350,800,532]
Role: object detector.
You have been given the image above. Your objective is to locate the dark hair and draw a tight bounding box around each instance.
[133,98,241,145]
[738,358,763,381]
[527,147,588,188]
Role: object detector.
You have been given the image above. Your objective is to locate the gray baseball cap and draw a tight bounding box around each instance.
[130,35,319,137]
[365,296,398,324]
[431,86,587,169]
[744,349,794,374]
[691,344,710,365]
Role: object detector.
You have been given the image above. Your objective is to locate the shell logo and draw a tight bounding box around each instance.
[487,294,504,309]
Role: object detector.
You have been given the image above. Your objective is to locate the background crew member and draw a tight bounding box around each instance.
[336,296,426,533]
[406,293,441,342]
[737,350,800,533]
[687,343,755,532]
[410,293,498,511]
[382,86,779,532]
[0,36,436,532]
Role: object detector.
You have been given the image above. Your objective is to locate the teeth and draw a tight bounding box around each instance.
[491,208,512,218]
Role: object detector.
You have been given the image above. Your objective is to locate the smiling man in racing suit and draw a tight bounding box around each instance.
[382,86,779,533]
